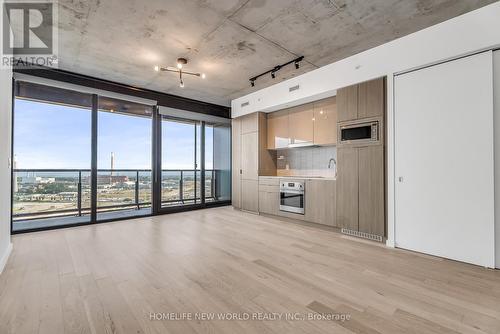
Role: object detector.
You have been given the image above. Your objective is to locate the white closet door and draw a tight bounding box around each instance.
[394,52,495,267]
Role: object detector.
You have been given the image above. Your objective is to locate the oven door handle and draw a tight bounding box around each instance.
[280,190,304,195]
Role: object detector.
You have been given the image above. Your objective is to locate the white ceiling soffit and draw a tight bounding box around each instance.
[54,0,496,107]
[159,106,231,124]
[13,73,158,106]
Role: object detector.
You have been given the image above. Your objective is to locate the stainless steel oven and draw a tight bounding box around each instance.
[280,181,305,215]
[338,119,380,145]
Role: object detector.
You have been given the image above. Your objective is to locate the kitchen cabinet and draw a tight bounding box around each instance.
[313,97,337,145]
[337,84,358,122]
[336,147,359,231]
[231,118,241,208]
[241,112,259,134]
[358,78,385,119]
[267,110,290,149]
[358,146,385,236]
[232,113,276,213]
[241,132,259,180]
[241,179,259,212]
[289,104,314,145]
[337,77,385,121]
[305,179,336,226]
[258,177,280,215]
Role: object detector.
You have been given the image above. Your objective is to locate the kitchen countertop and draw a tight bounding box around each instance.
[259,175,337,181]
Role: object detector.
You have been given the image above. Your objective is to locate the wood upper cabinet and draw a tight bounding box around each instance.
[358,78,385,119]
[267,110,289,149]
[337,84,358,122]
[313,97,337,145]
[289,104,314,145]
[336,147,359,231]
[358,145,385,236]
[231,118,241,209]
[338,77,385,121]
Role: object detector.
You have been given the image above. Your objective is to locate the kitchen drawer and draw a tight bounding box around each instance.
[259,184,279,193]
[259,177,280,186]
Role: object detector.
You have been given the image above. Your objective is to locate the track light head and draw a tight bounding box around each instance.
[271,71,276,79]
[250,80,255,87]
[180,80,184,88]
[295,61,300,69]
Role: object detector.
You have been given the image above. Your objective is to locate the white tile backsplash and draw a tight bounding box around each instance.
[276,146,337,177]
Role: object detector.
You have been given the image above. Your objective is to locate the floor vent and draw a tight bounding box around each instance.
[241,101,250,107]
[289,84,300,92]
[341,228,383,242]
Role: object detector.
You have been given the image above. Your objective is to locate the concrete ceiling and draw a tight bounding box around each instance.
[56,0,497,107]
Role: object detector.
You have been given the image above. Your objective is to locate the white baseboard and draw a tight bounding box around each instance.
[0,243,13,275]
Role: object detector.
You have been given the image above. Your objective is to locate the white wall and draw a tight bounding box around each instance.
[0,0,13,274]
[494,50,500,269]
[232,2,500,252]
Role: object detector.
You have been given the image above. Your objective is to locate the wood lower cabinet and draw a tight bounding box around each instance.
[358,146,385,236]
[313,97,337,145]
[305,179,336,226]
[258,190,279,215]
[336,147,359,231]
[241,179,259,212]
[336,146,385,237]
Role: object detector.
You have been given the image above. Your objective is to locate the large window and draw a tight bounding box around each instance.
[13,83,92,231]
[11,80,231,233]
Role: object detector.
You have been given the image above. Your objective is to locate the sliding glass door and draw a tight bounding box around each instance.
[160,118,202,208]
[96,96,153,221]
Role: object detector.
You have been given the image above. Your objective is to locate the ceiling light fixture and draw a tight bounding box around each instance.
[154,58,205,88]
[249,56,304,87]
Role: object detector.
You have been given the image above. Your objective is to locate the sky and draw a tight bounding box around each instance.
[14,99,213,170]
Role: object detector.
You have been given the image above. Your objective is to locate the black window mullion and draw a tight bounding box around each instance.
[201,121,206,205]
[90,94,98,222]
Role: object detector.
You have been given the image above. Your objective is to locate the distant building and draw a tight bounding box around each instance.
[21,176,56,184]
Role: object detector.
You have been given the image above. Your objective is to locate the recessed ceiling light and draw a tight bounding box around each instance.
[201,73,206,79]
[154,65,159,72]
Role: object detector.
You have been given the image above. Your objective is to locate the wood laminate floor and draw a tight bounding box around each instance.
[1,206,499,334]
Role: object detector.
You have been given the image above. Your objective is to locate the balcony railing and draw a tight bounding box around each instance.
[13,169,216,221]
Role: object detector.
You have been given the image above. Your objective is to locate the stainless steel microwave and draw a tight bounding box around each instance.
[338,119,380,145]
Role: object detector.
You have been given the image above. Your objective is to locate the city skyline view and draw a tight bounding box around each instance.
[14,98,214,170]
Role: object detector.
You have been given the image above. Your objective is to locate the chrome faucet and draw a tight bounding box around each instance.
[328,158,336,169]
[328,158,337,177]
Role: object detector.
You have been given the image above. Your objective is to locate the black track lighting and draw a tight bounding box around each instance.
[249,56,304,87]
